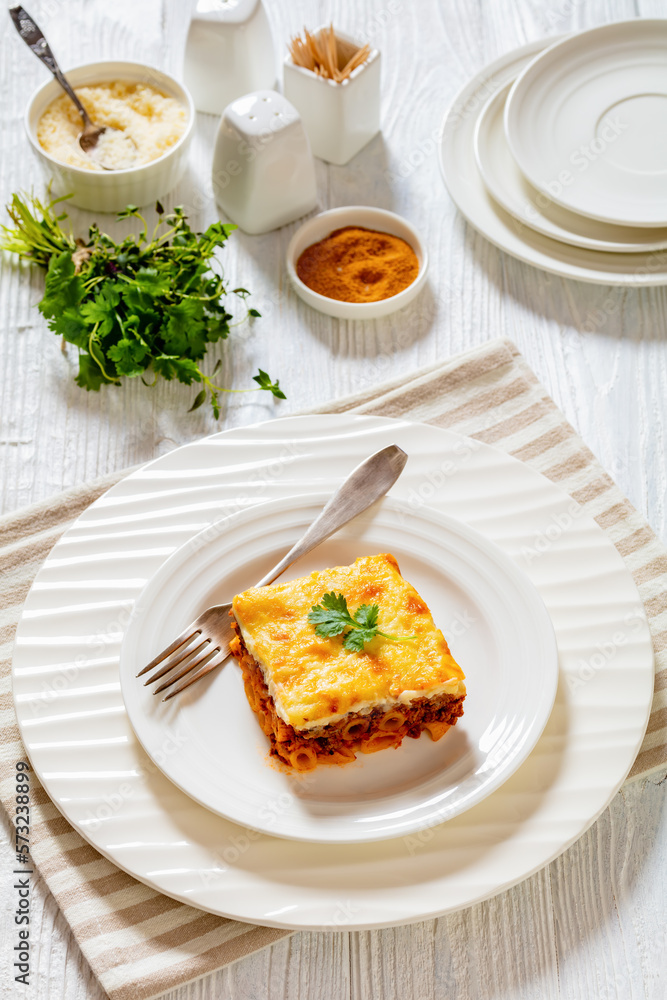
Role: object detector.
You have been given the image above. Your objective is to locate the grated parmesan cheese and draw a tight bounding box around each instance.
[37,80,187,171]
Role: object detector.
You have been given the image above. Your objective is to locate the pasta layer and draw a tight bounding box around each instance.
[230,621,465,771]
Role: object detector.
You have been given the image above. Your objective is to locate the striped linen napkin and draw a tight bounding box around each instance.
[0,338,665,1000]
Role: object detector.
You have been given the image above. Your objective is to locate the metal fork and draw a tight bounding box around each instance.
[137,444,408,700]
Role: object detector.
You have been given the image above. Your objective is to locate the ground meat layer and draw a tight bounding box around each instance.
[229,618,465,769]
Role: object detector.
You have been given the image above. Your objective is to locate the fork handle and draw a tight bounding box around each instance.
[254,444,407,588]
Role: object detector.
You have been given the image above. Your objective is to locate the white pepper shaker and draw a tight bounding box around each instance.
[212,90,317,234]
[184,0,276,116]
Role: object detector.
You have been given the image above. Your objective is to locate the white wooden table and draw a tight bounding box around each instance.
[1,1,666,997]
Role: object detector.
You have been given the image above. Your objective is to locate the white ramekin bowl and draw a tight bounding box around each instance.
[286,206,429,319]
[25,61,195,213]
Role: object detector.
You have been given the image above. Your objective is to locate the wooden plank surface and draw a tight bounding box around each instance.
[1,1,666,998]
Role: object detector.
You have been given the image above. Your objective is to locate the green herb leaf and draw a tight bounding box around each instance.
[54,307,89,348]
[75,353,117,391]
[353,603,378,631]
[163,299,207,357]
[308,592,416,652]
[107,337,149,377]
[39,251,84,318]
[253,369,286,399]
[342,629,376,652]
[1,193,285,415]
[322,591,351,616]
[152,355,203,385]
[308,592,351,637]
[80,283,121,336]
[132,267,172,297]
[188,388,206,412]
[203,313,230,343]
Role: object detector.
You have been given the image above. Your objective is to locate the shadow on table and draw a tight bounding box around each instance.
[288,279,439,363]
[467,217,667,343]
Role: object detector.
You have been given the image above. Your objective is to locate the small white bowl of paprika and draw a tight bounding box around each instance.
[286,206,428,319]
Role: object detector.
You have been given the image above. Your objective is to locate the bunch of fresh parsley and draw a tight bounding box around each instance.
[0,192,285,416]
[308,592,416,652]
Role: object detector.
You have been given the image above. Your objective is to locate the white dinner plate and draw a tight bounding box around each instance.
[440,38,667,286]
[12,414,654,929]
[475,82,667,253]
[120,493,558,843]
[505,20,667,227]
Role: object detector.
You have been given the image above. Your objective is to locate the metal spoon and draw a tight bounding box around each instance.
[10,4,137,170]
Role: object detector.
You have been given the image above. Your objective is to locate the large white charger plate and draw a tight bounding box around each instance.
[11,414,654,929]
[120,493,558,843]
[475,81,667,253]
[505,20,667,228]
[440,38,667,285]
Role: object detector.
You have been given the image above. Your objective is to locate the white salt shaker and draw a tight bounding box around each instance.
[212,90,318,235]
[283,27,381,165]
[184,0,276,116]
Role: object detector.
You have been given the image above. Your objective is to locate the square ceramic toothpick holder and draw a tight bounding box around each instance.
[212,90,317,235]
[283,28,381,166]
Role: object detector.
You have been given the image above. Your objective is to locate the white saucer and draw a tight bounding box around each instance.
[439,38,667,286]
[475,81,667,253]
[120,493,558,844]
[505,20,667,228]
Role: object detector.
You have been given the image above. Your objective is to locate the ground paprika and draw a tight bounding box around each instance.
[296,226,420,303]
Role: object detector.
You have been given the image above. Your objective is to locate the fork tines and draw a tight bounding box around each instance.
[137,625,220,695]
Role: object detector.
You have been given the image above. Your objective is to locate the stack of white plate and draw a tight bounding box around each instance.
[440,20,667,285]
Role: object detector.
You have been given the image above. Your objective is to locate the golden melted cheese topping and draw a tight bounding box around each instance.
[232,553,466,731]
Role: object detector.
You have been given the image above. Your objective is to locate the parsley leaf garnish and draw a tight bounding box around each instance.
[0,193,285,414]
[253,368,286,399]
[308,592,416,653]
